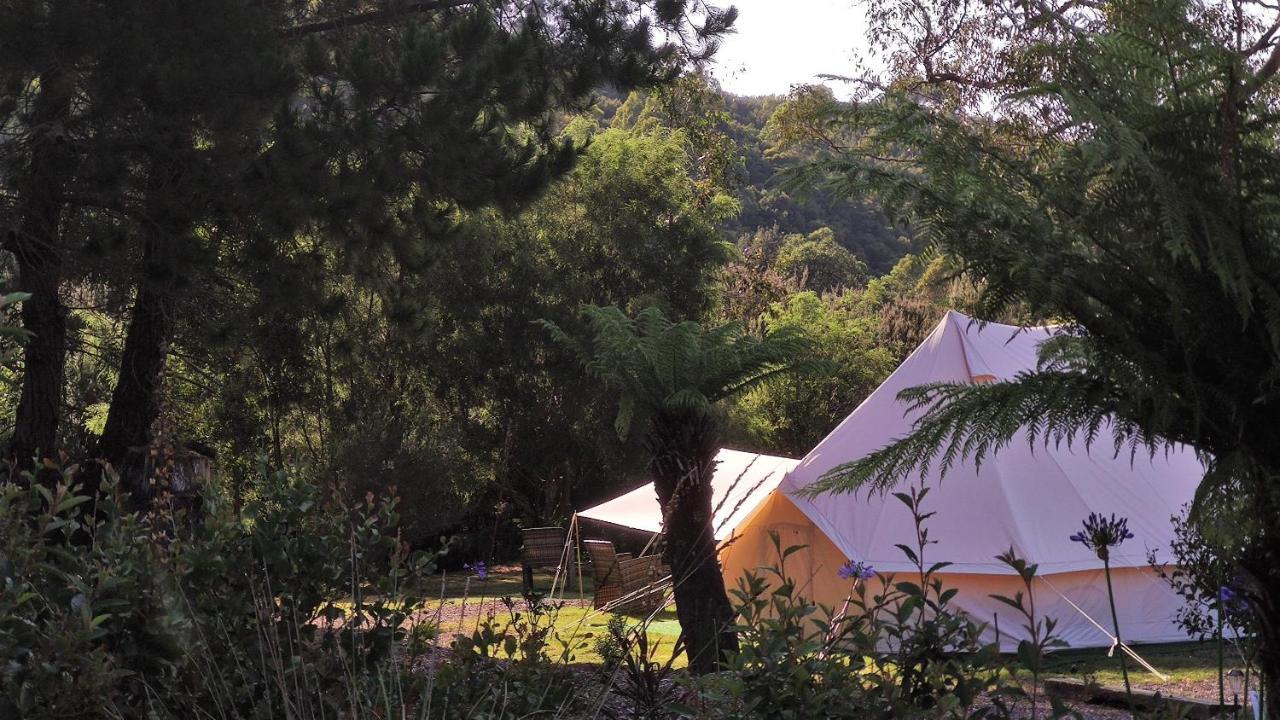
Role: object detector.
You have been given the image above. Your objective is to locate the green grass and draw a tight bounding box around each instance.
[1040,640,1236,695]
[545,606,683,666]
[422,566,533,600]
[420,565,685,667]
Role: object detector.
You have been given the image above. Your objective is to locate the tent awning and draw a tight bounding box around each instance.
[578,448,799,540]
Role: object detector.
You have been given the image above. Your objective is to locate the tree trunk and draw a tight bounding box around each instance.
[5,68,76,468]
[96,232,178,504]
[1237,475,1280,720]
[9,254,66,467]
[648,410,738,674]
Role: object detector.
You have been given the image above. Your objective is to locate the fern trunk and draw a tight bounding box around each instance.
[1239,480,1280,720]
[647,409,739,674]
[1248,563,1280,720]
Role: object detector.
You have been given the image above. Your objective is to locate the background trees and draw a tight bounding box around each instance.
[0,0,734,479]
[0,2,950,565]
[727,291,895,455]
[773,227,870,293]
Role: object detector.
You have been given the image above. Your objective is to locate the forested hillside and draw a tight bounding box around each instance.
[597,87,911,273]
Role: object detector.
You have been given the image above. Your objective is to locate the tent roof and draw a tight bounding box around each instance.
[782,310,1205,576]
[579,448,799,540]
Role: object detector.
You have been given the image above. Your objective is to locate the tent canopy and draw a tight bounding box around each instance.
[578,448,799,540]
[781,310,1205,576]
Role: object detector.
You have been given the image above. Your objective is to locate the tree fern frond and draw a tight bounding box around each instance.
[542,304,819,440]
[802,370,1168,497]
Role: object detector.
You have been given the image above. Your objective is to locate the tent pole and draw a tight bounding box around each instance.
[574,514,585,603]
[640,530,660,558]
[550,520,572,601]
[559,517,575,601]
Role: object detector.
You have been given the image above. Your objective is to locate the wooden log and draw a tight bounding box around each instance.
[1045,677,1241,719]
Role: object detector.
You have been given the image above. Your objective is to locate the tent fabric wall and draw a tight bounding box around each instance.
[721,494,1191,651]
[781,311,1203,575]
[578,448,800,541]
[759,310,1203,650]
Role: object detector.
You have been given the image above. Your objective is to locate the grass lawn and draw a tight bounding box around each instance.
[1041,640,1245,700]
[419,564,685,666]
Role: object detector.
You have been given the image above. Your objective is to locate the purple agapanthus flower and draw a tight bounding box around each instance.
[464,561,488,581]
[1070,513,1134,560]
[838,559,875,581]
[1220,585,1252,615]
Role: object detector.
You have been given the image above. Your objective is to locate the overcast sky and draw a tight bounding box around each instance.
[707,0,868,98]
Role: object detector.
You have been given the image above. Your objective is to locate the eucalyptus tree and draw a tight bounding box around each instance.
[776,0,1280,708]
[545,305,814,674]
[0,0,736,476]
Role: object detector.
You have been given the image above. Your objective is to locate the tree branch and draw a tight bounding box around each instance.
[278,0,479,40]
[1244,42,1280,97]
[1241,15,1280,58]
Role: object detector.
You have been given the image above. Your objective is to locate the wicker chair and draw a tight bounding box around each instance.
[583,539,667,614]
[520,526,566,592]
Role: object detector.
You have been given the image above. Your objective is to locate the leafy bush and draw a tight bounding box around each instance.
[0,461,435,718]
[0,460,1124,720]
[1152,503,1256,644]
[422,595,583,718]
[594,613,630,671]
[703,486,1066,720]
[711,539,869,718]
[1150,501,1260,701]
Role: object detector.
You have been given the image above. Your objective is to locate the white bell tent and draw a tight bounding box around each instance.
[578,448,800,541]
[719,310,1205,652]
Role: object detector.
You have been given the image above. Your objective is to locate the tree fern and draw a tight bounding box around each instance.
[541,303,820,673]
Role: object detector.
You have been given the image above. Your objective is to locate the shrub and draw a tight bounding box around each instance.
[594,613,630,671]
[422,595,583,718]
[0,461,436,718]
[706,486,1066,720]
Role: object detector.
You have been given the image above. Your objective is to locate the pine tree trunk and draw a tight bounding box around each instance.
[9,253,66,467]
[5,68,75,468]
[648,410,739,675]
[96,234,177,503]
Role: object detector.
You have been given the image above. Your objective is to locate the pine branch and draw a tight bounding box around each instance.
[278,0,478,40]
